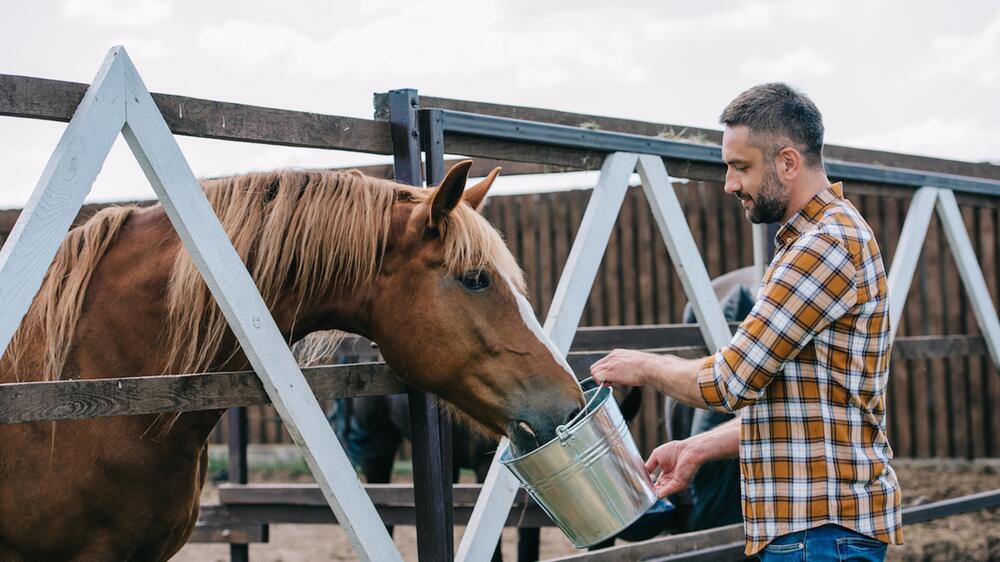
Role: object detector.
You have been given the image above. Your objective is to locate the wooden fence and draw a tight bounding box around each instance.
[234,180,1000,459]
[483,181,1000,460]
[5,177,999,459]
[3,82,1000,460]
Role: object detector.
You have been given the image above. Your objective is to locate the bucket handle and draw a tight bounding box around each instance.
[555,376,609,442]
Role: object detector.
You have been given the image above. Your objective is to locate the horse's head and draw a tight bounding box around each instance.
[369,161,585,454]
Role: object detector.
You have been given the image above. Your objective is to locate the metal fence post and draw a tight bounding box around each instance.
[387,91,454,562]
[227,407,250,562]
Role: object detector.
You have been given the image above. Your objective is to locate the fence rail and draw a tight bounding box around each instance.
[4,77,1000,461]
[0,333,983,426]
[0,74,392,153]
[3,178,999,458]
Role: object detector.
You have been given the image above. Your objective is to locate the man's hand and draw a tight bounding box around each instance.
[590,349,658,387]
[645,440,702,499]
[591,350,707,408]
[645,417,741,498]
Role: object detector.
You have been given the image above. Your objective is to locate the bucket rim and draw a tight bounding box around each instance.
[499,384,613,465]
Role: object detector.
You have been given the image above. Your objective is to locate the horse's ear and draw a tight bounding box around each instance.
[429,160,472,227]
[463,167,501,211]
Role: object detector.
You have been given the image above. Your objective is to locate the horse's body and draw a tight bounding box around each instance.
[0,209,220,561]
[0,163,584,561]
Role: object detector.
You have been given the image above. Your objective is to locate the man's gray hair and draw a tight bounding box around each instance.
[719,83,825,168]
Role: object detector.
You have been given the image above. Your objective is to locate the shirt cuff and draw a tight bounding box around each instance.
[698,352,728,410]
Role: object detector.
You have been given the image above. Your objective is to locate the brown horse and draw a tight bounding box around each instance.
[0,161,584,561]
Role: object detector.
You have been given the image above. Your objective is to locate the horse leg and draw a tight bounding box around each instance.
[361,447,396,485]
[362,454,397,538]
[349,395,403,537]
[517,528,540,562]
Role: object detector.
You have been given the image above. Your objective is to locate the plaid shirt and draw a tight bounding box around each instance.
[698,182,902,555]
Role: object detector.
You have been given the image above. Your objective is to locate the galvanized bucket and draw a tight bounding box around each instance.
[498,379,658,548]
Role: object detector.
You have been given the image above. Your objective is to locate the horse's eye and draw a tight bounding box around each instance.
[459,270,491,292]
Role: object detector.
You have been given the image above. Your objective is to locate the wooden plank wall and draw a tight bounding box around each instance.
[479,180,1000,460]
[3,179,998,458]
[484,181,1000,458]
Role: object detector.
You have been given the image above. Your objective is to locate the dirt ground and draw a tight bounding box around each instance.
[173,459,1000,561]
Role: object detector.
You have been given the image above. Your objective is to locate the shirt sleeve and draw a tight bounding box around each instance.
[698,231,858,412]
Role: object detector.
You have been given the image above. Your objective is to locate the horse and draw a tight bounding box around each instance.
[0,161,585,561]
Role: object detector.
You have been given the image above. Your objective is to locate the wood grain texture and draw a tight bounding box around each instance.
[120,51,399,562]
[0,49,126,359]
[0,74,392,154]
[1,336,965,424]
[0,363,402,424]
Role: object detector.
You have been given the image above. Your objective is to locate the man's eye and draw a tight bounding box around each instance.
[459,270,490,291]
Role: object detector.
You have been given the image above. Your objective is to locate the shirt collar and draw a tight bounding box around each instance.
[774,182,844,248]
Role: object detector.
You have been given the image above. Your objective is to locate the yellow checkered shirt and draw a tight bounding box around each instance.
[698,182,903,556]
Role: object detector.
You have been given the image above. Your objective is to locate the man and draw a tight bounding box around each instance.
[591,83,902,560]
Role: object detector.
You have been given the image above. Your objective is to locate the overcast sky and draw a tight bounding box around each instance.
[1,0,998,208]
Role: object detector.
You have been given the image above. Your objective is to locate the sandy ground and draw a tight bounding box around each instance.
[887,460,1000,561]
[173,460,1000,561]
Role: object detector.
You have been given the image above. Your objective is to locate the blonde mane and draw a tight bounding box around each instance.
[165,169,523,376]
[0,168,524,382]
[0,207,136,382]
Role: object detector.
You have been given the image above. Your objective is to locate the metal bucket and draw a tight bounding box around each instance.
[498,380,657,548]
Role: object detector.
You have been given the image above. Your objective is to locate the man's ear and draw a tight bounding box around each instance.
[428,160,473,227]
[463,167,501,211]
[777,146,801,179]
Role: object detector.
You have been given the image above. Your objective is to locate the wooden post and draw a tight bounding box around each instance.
[0,50,125,359]
[936,189,1000,368]
[458,153,736,561]
[456,152,637,561]
[636,155,732,352]
[122,51,401,562]
[0,46,402,562]
[886,187,938,341]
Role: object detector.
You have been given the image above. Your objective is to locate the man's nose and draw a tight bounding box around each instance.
[723,169,739,194]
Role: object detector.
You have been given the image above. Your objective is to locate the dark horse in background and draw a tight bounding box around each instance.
[0,161,585,561]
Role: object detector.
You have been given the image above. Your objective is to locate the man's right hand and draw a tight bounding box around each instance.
[590,348,657,387]
[644,439,702,499]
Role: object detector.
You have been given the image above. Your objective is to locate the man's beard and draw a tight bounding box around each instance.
[747,165,789,224]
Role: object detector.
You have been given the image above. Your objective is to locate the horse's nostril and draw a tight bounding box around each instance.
[565,408,581,425]
[517,420,536,438]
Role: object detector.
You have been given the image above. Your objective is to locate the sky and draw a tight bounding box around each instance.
[1,0,999,209]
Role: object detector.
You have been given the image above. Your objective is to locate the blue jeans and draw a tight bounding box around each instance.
[758,524,887,561]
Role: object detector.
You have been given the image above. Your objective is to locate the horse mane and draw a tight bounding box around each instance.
[164,169,524,376]
[0,206,136,382]
[0,168,524,382]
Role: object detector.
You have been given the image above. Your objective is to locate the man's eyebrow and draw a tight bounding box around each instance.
[725,158,749,166]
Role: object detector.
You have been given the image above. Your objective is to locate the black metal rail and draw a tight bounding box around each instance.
[429,109,1000,196]
[392,89,456,562]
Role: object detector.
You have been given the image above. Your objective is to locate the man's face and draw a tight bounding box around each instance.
[721,125,790,224]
